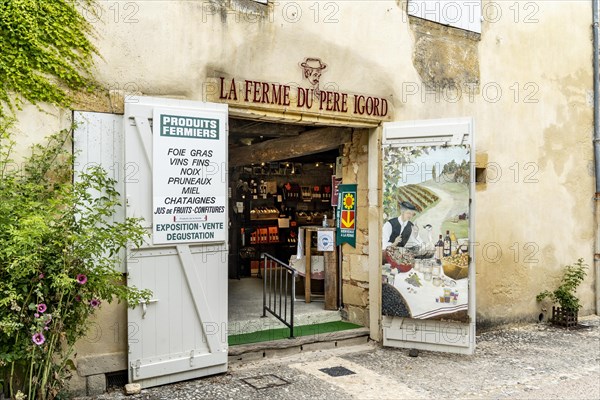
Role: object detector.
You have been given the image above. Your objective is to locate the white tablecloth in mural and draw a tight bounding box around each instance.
[392,269,468,319]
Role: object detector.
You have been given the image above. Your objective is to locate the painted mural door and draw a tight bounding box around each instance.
[124,97,229,387]
[381,118,475,355]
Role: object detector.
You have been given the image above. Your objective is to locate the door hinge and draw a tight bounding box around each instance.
[132,359,141,377]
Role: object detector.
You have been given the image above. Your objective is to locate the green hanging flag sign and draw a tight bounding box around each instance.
[336,184,357,247]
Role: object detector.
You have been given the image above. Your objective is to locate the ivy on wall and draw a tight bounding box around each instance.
[0,0,98,118]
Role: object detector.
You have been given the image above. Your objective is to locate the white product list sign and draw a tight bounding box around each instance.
[152,108,227,244]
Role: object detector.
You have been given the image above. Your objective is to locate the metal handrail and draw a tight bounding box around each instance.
[262,253,296,338]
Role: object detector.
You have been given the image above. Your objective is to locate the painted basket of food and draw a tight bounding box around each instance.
[384,246,414,273]
[442,253,469,280]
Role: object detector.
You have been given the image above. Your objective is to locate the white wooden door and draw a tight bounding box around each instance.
[124,97,229,388]
[73,111,126,273]
[381,118,476,355]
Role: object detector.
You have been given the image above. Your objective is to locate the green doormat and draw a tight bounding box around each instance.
[228,321,362,346]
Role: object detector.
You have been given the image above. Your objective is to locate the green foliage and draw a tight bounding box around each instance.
[0,124,151,399]
[536,258,588,312]
[0,0,98,118]
[382,146,425,220]
[441,159,470,183]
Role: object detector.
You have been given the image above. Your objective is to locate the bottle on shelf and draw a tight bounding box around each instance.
[450,231,458,254]
[322,214,328,227]
[443,230,452,257]
[435,234,444,262]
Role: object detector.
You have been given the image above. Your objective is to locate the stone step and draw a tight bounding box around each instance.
[228,327,371,364]
[229,308,343,335]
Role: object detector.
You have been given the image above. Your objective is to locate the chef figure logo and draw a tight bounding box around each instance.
[300,57,327,99]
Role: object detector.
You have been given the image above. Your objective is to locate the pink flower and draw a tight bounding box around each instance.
[45,315,52,325]
[38,273,44,279]
[76,274,88,285]
[89,299,101,308]
[44,326,49,331]
[74,295,82,302]
[37,303,47,313]
[32,332,45,345]
[34,313,40,318]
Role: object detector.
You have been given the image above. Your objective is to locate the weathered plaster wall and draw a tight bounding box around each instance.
[9,0,596,362]
[409,17,481,93]
[471,1,595,323]
[378,1,595,325]
[68,300,128,396]
[10,104,71,163]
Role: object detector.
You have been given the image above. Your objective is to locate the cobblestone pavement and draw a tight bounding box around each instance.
[84,316,599,400]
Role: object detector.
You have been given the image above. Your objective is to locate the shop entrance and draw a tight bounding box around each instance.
[73,96,374,389]
[227,118,352,343]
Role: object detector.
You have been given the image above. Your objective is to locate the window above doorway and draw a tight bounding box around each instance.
[408,0,482,33]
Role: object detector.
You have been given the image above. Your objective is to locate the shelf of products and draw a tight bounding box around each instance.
[249,206,279,220]
[230,161,336,278]
[248,226,280,244]
[283,182,332,202]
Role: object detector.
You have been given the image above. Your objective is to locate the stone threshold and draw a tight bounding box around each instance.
[228,327,371,364]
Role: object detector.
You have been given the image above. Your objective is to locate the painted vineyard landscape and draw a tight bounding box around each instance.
[396,184,440,213]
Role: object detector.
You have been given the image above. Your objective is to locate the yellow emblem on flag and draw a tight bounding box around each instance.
[343,193,355,210]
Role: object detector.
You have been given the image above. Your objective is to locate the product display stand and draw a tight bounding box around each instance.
[301,226,338,310]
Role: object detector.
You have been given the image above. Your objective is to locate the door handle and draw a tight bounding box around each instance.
[142,298,159,319]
